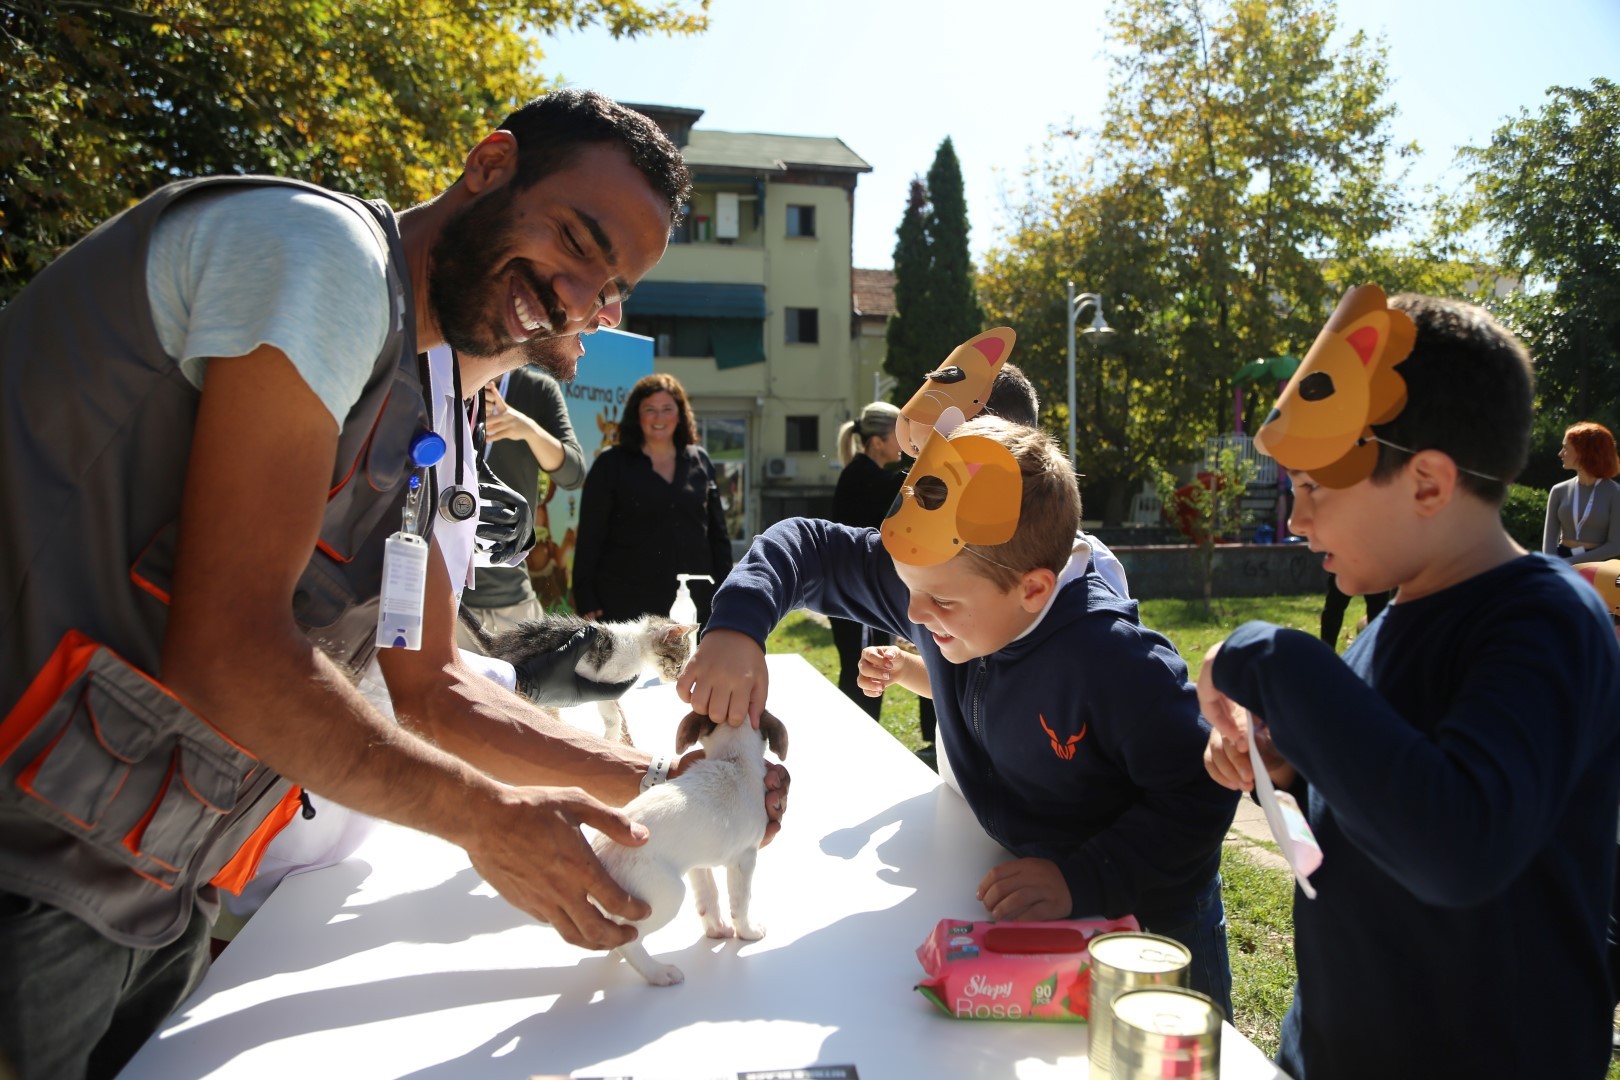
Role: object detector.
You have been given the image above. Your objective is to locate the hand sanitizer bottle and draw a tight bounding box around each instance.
[670,573,714,623]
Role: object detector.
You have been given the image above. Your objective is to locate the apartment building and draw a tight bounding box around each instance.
[620,104,874,544]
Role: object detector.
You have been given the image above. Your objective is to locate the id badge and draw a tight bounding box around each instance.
[376,532,429,650]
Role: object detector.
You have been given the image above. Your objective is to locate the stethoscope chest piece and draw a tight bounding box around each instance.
[439,485,478,522]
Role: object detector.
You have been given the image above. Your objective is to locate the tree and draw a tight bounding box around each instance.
[1458,79,1620,475]
[885,179,932,396]
[1154,446,1259,612]
[885,138,983,398]
[0,0,707,303]
[981,0,1426,522]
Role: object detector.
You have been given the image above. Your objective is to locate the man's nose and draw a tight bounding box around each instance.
[552,276,603,332]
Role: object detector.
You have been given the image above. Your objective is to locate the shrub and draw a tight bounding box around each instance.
[1501,484,1547,551]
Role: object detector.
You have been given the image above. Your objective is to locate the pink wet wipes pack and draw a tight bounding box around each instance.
[915,916,1140,1022]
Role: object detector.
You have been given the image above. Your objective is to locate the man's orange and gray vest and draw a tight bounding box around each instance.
[0,176,431,948]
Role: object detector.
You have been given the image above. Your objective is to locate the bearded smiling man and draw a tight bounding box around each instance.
[0,90,785,1080]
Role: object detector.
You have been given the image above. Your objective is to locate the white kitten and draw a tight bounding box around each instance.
[591,710,788,986]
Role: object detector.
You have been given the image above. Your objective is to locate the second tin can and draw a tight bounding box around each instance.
[1110,985,1223,1080]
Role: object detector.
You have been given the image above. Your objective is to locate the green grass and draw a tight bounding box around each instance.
[767,596,1620,1067]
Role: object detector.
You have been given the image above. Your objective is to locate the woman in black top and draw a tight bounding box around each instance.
[830,401,904,718]
[573,373,733,624]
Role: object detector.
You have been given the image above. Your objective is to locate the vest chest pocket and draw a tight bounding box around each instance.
[0,635,259,886]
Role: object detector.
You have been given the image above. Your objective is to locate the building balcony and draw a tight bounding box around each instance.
[649,242,767,287]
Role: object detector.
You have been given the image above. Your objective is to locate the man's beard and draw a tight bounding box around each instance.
[427,184,577,379]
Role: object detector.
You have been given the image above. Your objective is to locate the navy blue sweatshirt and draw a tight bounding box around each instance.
[1213,554,1620,1080]
[709,518,1238,924]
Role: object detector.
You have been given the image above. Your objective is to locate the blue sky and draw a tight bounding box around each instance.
[542,0,1618,270]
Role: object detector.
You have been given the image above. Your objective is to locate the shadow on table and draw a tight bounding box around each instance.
[384,789,1066,1079]
[205,861,534,992]
[140,788,1072,1078]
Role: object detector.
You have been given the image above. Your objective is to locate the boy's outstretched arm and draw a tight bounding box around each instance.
[678,628,769,728]
[1198,641,1295,792]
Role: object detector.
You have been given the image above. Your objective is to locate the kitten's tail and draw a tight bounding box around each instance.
[457,603,498,656]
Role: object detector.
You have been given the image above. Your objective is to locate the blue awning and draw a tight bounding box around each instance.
[627,281,767,319]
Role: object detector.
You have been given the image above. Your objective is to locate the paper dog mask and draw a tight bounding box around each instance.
[881,429,1022,567]
[1254,285,1414,489]
[1575,560,1620,618]
[895,327,1017,457]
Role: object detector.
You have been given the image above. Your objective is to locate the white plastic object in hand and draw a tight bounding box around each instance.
[1245,708,1323,898]
[640,755,672,793]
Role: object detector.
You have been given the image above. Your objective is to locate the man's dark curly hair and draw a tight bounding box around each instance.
[496,89,690,231]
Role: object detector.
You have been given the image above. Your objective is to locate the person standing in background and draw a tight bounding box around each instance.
[1544,421,1620,565]
[458,360,586,646]
[829,402,905,719]
[573,372,733,624]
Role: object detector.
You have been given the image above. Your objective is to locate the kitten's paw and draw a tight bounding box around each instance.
[642,963,685,987]
[703,920,736,939]
[733,919,766,941]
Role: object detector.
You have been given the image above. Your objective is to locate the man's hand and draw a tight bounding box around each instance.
[463,785,652,950]
[762,761,790,846]
[977,857,1072,922]
[677,628,767,728]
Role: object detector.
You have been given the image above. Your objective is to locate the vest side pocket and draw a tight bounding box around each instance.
[18,677,157,828]
[124,738,243,878]
[0,635,259,887]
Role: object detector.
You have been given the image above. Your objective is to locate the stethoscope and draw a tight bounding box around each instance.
[407,350,479,527]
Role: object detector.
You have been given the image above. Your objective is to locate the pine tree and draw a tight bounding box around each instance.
[885,179,934,397]
[885,139,984,402]
[921,137,984,366]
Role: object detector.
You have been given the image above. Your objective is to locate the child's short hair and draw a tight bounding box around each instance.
[1369,294,1533,502]
[953,416,1080,589]
[1565,422,1619,479]
[984,363,1040,427]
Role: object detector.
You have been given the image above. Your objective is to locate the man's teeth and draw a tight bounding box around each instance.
[514,295,549,334]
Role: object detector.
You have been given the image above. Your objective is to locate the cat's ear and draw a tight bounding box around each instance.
[674,710,715,753]
[662,623,697,645]
[759,710,788,760]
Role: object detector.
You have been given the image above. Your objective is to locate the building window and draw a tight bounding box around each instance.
[785,307,819,344]
[786,205,816,238]
[785,415,819,453]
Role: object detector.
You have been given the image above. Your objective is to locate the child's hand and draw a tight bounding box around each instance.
[1195,641,1247,751]
[676,628,767,729]
[857,645,902,697]
[1206,718,1296,793]
[977,857,1072,922]
[1204,720,1255,792]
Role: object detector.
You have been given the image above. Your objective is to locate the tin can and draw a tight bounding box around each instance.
[1086,931,1191,1080]
[1110,986,1223,1080]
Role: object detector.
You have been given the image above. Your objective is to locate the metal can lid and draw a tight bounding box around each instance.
[1089,932,1191,972]
[1112,987,1223,1036]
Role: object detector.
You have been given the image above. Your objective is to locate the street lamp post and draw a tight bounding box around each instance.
[1065,282,1114,467]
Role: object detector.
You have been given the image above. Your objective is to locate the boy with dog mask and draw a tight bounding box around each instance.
[1200,288,1620,1078]
[679,330,1239,1016]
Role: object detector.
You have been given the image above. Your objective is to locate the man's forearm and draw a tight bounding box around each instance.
[387,656,648,807]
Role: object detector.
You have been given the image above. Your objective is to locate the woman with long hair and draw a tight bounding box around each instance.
[573,372,733,623]
[829,402,904,719]
[1543,421,1620,565]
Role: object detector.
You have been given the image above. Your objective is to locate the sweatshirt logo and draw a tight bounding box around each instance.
[1040,714,1086,760]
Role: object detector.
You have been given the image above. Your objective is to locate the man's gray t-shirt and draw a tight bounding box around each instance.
[145,186,392,426]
